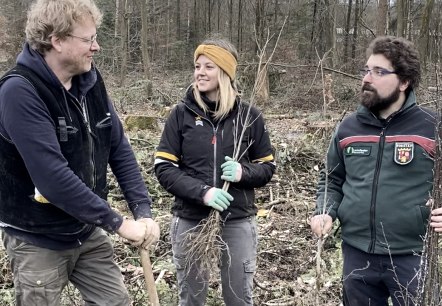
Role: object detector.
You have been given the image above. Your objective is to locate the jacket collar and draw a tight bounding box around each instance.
[356,90,417,126]
[16,42,97,96]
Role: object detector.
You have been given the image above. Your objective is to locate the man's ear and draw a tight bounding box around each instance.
[399,80,410,92]
[51,35,62,52]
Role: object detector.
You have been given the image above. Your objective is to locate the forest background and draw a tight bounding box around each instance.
[0,0,441,305]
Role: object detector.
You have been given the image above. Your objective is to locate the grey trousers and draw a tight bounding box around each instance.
[170,216,258,306]
[2,228,130,306]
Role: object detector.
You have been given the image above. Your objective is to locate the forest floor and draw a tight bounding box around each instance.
[0,67,356,305]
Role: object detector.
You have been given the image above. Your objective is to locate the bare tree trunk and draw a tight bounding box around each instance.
[405,0,411,39]
[376,0,388,36]
[418,0,434,67]
[351,0,359,69]
[193,0,198,44]
[207,0,211,34]
[115,0,120,37]
[186,5,191,44]
[166,0,170,60]
[217,0,221,32]
[140,0,153,97]
[343,0,353,62]
[255,0,265,53]
[274,0,279,30]
[310,0,318,60]
[237,0,243,51]
[175,0,181,40]
[229,0,233,41]
[397,0,405,37]
[323,0,336,67]
[119,0,128,86]
[417,84,442,305]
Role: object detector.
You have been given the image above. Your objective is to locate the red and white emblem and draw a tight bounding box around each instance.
[394,142,414,165]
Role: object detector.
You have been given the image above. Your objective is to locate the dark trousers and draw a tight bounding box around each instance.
[342,242,420,306]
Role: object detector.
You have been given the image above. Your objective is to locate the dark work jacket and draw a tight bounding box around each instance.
[0,44,152,249]
[316,91,436,255]
[154,88,276,221]
[0,64,110,235]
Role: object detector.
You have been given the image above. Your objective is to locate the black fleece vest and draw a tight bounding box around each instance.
[0,65,112,234]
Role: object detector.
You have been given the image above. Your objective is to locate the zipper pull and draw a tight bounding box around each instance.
[211,135,216,145]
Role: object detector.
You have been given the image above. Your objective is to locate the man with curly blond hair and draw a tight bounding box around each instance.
[0,0,160,305]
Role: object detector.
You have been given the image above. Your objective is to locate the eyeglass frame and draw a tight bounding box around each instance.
[67,33,98,48]
[359,67,396,79]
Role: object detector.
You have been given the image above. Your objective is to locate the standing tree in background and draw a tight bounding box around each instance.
[255,0,266,54]
[118,0,128,86]
[140,0,153,96]
[350,0,359,69]
[323,0,336,67]
[229,0,234,41]
[237,0,243,51]
[418,0,435,67]
[176,0,181,40]
[396,0,404,36]
[376,0,388,36]
[343,0,353,63]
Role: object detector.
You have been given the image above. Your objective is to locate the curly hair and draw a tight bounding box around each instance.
[26,0,102,54]
[366,36,420,92]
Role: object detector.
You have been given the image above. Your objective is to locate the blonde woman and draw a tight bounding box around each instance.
[155,37,275,305]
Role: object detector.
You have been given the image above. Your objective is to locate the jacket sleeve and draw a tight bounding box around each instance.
[107,98,152,219]
[234,107,275,189]
[154,105,209,204]
[0,77,124,233]
[315,128,345,220]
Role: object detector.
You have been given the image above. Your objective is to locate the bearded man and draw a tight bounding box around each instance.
[310,36,442,306]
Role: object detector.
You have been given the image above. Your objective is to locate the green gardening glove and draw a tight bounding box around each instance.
[221,156,243,182]
[203,187,234,212]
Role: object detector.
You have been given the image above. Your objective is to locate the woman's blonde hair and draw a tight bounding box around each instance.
[26,0,103,54]
[193,37,240,120]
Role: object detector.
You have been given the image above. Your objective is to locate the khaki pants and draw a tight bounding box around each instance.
[2,228,130,306]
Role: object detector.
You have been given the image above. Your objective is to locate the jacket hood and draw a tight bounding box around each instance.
[16,42,98,95]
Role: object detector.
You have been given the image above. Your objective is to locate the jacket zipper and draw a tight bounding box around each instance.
[212,125,219,186]
[81,95,96,190]
[69,93,96,190]
[368,123,389,253]
[184,105,220,187]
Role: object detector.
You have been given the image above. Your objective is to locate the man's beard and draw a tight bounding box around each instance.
[360,83,401,114]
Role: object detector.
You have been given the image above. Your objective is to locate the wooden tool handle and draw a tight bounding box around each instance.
[140,248,160,306]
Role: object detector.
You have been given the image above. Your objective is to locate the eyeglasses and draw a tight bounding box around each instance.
[67,34,98,48]
[359,67,396,79]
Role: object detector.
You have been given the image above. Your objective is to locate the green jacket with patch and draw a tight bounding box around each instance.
[316,91,436,255]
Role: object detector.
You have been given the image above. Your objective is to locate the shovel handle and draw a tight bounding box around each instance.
[140,248,160,306]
